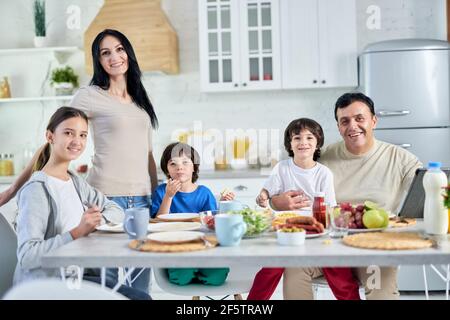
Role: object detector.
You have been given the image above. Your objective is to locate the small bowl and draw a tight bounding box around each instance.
[276,229,306,246]
[199,210,217,230]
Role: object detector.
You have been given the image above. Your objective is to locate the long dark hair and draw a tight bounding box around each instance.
[90,29,158,128]
[34,107,88,172]
[284,118,324,161]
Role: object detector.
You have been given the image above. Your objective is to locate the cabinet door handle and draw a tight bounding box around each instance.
[376,110,410,117]
[242,83,247,87]
[234,185,248,191]
[321,80,326,84]
[313,80,317,84]
[234,83,238,87]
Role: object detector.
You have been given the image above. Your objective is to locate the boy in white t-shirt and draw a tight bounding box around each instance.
[247,118,360,300]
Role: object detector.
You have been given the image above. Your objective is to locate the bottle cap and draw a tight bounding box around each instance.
[428,162,441,169]
[314,192,325,197]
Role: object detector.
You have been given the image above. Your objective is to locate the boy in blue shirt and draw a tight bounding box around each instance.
[152,142,233,286]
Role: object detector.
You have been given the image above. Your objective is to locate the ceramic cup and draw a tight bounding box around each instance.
[214,213,247,246]
[123,208,149,239]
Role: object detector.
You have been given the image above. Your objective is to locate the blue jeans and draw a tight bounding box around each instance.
[107,195,152,295]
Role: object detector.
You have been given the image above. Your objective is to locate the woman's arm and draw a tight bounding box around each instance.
[0,145,45,206]
[148,151,158,193]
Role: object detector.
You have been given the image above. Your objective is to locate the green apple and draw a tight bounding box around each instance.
[378,209,389,228]
[362,209,384,229]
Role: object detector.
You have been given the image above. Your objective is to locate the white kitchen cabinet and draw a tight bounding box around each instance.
[198,0,281,92]
[280,0,357,89]
[198,177,266,208]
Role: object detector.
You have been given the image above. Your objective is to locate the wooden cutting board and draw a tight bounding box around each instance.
[150,217,201,223]
[129,235,218,252]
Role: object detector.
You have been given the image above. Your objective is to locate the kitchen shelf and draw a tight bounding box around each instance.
[0,46,79,55]
[0,96,74,103]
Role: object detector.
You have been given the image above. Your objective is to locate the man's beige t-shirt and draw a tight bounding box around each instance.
[319,139,422,213]
[70,86,153,196]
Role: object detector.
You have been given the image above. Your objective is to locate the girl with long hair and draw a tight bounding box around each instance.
[14,107,149,300]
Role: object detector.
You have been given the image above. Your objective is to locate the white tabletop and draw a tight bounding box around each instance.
[41,221,450,269]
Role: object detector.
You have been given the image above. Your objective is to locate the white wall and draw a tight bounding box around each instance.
[0,0,446,171]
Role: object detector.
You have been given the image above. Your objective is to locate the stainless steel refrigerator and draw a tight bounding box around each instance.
[359,39,450,167]
[359,39,449,291]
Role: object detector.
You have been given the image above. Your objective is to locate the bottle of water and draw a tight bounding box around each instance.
[423,162,448,235]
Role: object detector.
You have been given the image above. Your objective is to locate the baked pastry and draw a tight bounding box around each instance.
[343,232,433,250]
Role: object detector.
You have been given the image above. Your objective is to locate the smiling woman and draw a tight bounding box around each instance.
[67,29,160,296]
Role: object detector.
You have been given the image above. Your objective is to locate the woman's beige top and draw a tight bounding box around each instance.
[70,86,153,196]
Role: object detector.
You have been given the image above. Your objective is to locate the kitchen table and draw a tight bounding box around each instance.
[41,221,450,298]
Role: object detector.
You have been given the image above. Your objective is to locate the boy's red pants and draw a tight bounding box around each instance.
[247,267,360,300]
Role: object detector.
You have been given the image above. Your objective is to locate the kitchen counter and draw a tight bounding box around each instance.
[0,168,271,185]
[182,168,271,179]
[0,176,16,184]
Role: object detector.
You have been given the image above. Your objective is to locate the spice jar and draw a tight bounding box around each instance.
[0,77,12,99]
[6,153,15,176]
[0,154,7,176]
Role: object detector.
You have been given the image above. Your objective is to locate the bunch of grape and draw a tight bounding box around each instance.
[336,202,366,229]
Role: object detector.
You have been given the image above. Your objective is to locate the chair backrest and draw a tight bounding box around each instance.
[3,279,128,300]
[0,212,17,298]
[153,266,260,297]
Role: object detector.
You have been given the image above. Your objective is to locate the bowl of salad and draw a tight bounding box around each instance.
[229,208,272,238]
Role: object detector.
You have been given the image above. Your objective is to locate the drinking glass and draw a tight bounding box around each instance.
[327,205,350,238]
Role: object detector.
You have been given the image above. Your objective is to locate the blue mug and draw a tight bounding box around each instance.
[214,214,247,246]
[123,208,149,239]
[218,200,244,213]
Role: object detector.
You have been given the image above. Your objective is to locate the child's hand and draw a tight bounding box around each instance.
[220,188,235,201]
[256,190,269,207]
[71,207,102,239]
[166,178,181,198]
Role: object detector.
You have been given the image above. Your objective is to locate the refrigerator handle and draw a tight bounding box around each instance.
[376,110,410,117]
[394,143,412,149]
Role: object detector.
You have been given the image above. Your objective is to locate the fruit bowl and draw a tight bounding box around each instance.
[331,201,389,231]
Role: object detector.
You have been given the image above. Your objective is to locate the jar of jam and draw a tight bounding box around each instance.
[313,192,327,227]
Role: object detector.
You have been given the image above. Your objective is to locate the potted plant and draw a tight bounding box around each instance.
[50,66,79,96]
[33,0,46,47]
